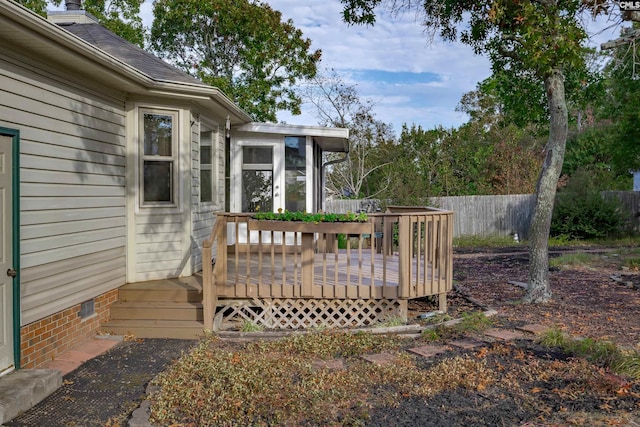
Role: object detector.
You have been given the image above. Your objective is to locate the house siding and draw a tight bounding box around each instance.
[0,49,127,326]
[191,114,223,273]
[133,212,185,279]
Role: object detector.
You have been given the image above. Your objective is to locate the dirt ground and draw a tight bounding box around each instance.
[451,247,640,347]
[144,248,640,427]
[384,246,640,426]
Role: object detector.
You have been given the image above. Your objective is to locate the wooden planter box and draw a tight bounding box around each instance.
[247,219,371,234]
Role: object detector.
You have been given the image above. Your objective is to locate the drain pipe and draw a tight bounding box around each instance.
[321,151,349,212]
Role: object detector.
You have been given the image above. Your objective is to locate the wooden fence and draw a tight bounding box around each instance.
[326,191,640,239]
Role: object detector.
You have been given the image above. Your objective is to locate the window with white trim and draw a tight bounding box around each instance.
[140,110,178,206]
[200,130,213,203]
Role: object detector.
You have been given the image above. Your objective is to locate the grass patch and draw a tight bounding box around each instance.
[454,234,520,248]
[421,311,492,342]
[376,315,406,328]
[549,252,598,268]
[539,328,640,380]
[580,234,640,247]
[624,256,640,270]
[240,321,264,332]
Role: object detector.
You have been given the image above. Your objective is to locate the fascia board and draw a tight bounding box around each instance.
[234,122,349,139]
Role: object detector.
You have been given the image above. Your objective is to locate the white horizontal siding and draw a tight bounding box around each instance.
[135,222,183,235]
[0,51,127,324]
[21,154,125,177]
[136,251,183,263]
[22,227,125,254]
[21,140,125,167]
[191,118,222,273]
[19,169,125,187]
[21,236,125,268]
[21,216,125,240]
[134,212,184,280]
[22,196,124,211]
[21,248,125,325]
[21,207,124,226]
[21,183,124,198]
[135,241,181,254]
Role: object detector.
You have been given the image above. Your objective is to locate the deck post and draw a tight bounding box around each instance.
[203,215,226,331]
[438,292,447,313]
[301,232,314,297]
[398,215,411,298]
[202,238,214,331]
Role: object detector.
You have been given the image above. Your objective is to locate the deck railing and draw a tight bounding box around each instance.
[202,208,453,330]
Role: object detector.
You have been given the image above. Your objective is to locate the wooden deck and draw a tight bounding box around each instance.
[202,209,454,329]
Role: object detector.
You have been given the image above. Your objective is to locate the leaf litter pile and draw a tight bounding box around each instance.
[148,246,640,426]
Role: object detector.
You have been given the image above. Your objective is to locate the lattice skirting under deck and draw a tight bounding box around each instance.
[213,298,408,330]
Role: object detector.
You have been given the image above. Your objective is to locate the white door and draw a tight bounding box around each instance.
[234,144,284,213]
[0,135,14,374]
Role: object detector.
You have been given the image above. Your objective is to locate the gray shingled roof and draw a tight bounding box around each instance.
[59,22,204,86]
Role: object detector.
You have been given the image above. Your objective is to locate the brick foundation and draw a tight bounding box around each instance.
[19,288,119,369]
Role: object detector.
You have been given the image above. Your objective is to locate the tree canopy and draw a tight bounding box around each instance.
[340,0,612,303]
[150,0,321,122]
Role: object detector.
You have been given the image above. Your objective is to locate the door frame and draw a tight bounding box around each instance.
[232,141,284,213]
[0,127,20,370]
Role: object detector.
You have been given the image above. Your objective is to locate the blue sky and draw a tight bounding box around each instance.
[266,0,492,132]
[137,0,626,133]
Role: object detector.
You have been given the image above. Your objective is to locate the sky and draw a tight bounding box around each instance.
[265,0,493,132]
[138,1,628,134]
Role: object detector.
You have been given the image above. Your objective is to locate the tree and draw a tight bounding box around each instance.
[18,0,144,47]
[600,23,640,176]
[341,0,607,303]
[150,0,321,122]
[301,69,395,199]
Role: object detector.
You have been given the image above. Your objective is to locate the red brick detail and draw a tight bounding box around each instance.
[19,289,119,369]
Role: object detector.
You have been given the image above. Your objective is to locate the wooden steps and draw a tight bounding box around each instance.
[102,275,205,339]
[101,319,205,339]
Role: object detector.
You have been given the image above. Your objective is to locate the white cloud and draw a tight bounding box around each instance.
[137,0,626,133]
[266,0,492,131]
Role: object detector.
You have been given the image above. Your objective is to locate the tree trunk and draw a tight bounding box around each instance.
[524,68,568,303]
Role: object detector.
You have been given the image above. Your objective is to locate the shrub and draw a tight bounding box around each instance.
[551,170,626,240]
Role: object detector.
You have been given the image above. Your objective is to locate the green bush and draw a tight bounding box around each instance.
[337,233,347,249]
[551,170,626,240]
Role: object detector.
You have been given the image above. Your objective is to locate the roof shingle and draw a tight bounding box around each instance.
[59,22,204,86]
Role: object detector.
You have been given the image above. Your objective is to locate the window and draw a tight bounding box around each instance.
[285,136,306,212]
[140,110,178,206]
[200,130,213,203]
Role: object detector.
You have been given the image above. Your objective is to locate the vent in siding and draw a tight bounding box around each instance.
[79,299,95,319]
